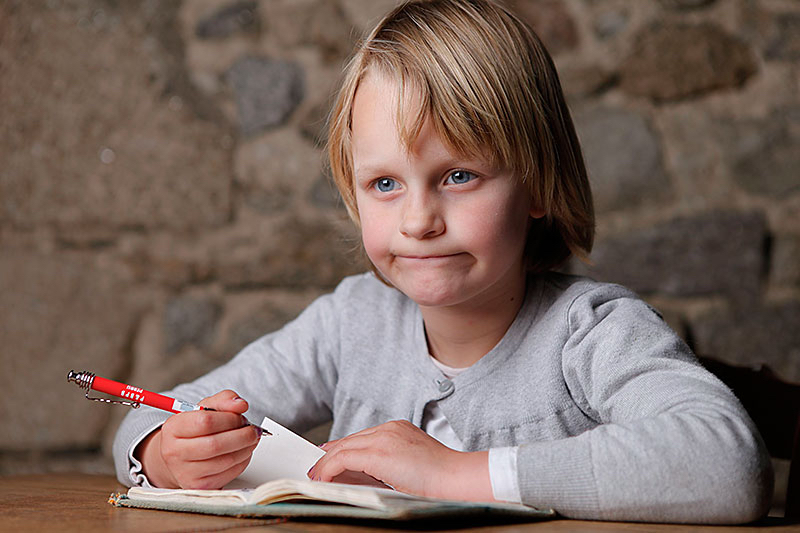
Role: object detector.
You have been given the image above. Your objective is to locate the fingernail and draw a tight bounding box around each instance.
[253,426,263,438]
[233,396,246,402]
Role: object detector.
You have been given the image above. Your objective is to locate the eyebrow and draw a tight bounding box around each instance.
[354,164,390,182]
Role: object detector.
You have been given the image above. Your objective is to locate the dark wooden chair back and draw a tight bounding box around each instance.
[699,356,800,518]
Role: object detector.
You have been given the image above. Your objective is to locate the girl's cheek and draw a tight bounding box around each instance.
[359,211,389,255]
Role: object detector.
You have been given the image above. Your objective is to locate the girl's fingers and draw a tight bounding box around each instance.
[201,458,252,489]
[310,448,367,481]
[188,439,258,476]
[315,434,377,468]
[319,439,337,451]
[181,424,261,461]
[320,426,380,451]
[320,432,378,455]
[199,389,250,414]
[310,433,386,481]
[166,409,249,439]
[179,443,257,489]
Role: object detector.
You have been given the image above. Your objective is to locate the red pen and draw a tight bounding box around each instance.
[67,370,271,436]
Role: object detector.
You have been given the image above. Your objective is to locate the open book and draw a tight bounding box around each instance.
[111,416,554,521]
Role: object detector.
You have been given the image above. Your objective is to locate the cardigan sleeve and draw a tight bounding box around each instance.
[515,285,773,523]
[112,283,346,487]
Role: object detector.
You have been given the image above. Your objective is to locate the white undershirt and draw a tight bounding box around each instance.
[424,356,522,504]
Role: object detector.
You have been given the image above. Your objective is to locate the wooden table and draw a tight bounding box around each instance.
[1,473,798,533]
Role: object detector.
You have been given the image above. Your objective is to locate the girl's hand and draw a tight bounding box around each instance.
[135,390,261,489]
[307,420,493,501]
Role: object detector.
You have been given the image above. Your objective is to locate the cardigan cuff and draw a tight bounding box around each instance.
[517,434,600,517]
[113,409,170,487]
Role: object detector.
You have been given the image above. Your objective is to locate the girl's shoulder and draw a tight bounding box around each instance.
[532,272,662,326]
[536,271,639,304]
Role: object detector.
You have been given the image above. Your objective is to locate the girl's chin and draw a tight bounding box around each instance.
[391,279,469,308]
[375,262,483,307]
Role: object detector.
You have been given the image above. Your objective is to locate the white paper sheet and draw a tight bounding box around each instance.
[226,416,326,489]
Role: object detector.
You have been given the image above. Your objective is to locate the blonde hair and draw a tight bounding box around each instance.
[327,0,593,273]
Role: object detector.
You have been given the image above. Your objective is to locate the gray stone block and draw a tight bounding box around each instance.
[690,301,800,383]
[658,0,716,9]
[620,22,757,101]
[592,7,629,40]
[226,56,305,136]
[765,13,800,61]
[196,0,259,39]
[719,107,800,198]
[573,106,670,213]
[577,211,768,296]
[163,295,222,354]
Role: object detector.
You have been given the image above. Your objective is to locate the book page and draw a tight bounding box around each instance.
[128,486,251,504]
[226,416,326,489]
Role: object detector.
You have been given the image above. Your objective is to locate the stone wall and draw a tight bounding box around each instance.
[0,0,798,479]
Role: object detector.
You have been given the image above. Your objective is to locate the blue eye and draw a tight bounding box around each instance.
[445,170,476,185]
[374,178,398,193]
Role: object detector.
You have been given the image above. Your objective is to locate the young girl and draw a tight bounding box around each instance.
[114,0,772,523]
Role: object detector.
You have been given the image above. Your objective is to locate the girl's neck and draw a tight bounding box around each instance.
[419,276,527,369]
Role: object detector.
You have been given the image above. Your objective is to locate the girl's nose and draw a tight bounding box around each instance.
[399,194,444,239]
